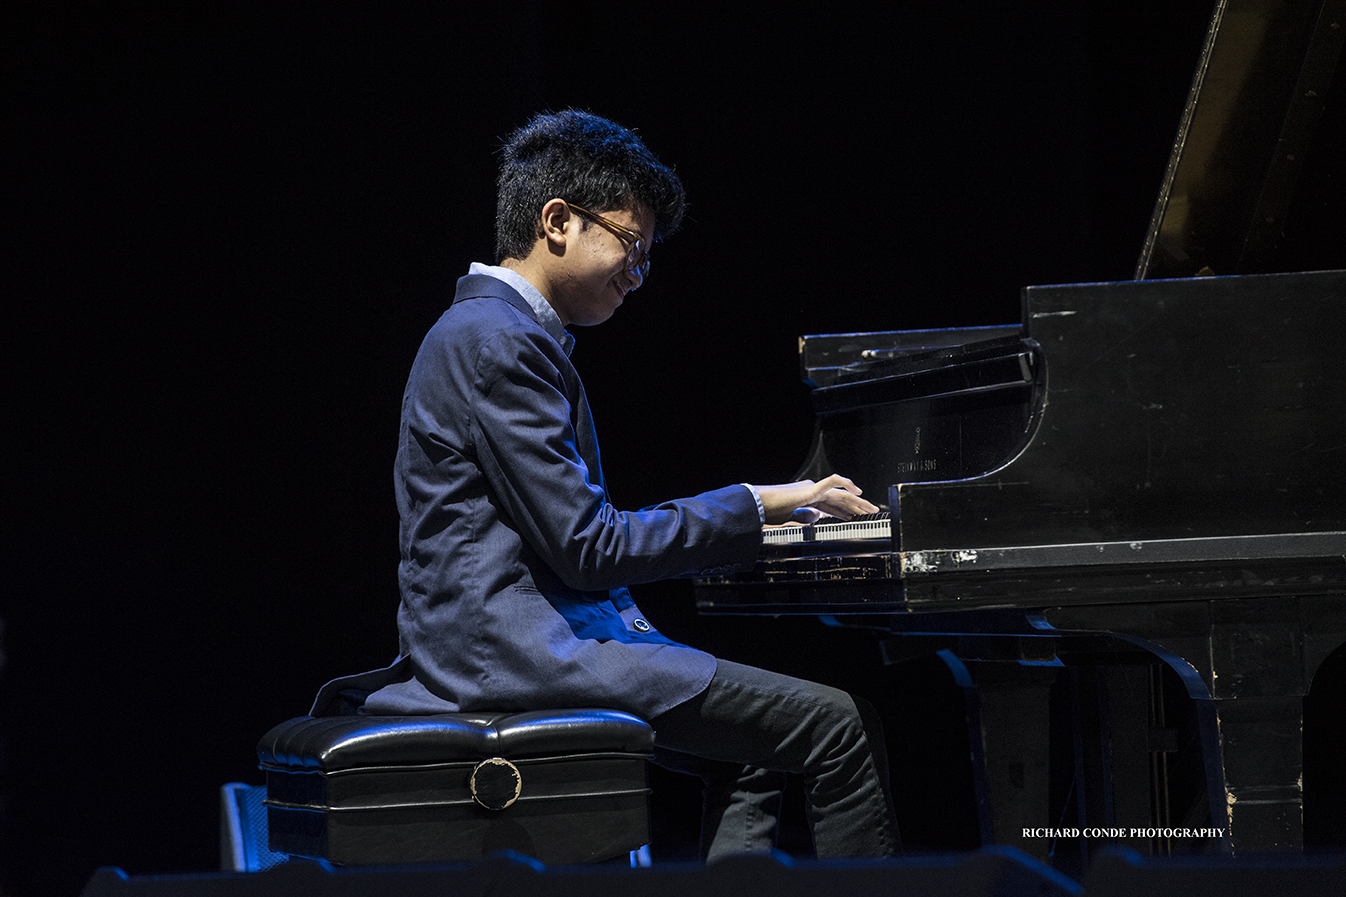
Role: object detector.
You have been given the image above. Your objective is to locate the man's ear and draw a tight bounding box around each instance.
[539,198,573,249]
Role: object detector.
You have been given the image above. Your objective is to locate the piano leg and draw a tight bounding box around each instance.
[1213,694,1304,851]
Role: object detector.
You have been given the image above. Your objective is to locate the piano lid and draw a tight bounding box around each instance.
[1136,0,1346,279]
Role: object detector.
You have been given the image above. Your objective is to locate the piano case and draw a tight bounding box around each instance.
[257,710,654,866]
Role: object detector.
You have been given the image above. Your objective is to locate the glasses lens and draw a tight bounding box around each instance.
[629,242,649,278]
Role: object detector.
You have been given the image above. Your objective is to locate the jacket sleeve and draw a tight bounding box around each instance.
[469,326,761,592]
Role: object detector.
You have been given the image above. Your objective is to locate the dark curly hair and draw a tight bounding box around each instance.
[495,110,686,263]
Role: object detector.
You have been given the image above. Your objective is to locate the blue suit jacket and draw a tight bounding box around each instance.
[315,274,762,719]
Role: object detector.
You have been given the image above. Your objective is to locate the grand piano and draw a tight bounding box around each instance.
[694,0,1346,867]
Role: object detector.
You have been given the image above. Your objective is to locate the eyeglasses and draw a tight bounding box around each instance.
[565,202,651,281]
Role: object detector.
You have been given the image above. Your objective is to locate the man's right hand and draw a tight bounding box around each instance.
[754,475,879,526]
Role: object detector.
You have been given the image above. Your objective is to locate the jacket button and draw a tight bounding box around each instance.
[633,618,651,632]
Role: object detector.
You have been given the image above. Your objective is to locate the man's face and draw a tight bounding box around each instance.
[550,205,655,327]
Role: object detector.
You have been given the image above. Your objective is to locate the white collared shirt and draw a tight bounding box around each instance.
[468,262,575,356]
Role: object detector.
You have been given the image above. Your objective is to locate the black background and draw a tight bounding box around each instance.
[4,2,1342,895]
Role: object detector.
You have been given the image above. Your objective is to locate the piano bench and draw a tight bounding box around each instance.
[257,709,654,866]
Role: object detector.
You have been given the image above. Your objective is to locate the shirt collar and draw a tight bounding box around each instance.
[468,262,575,356]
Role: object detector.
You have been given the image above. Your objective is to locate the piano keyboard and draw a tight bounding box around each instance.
[763,513,892,545]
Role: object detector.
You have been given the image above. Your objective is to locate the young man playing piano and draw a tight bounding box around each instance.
[313,109,899,859]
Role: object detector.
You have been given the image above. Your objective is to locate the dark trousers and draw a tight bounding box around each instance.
[648,659,901,860]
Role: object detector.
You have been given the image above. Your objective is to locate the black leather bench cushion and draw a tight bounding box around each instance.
[258,709,655,772]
